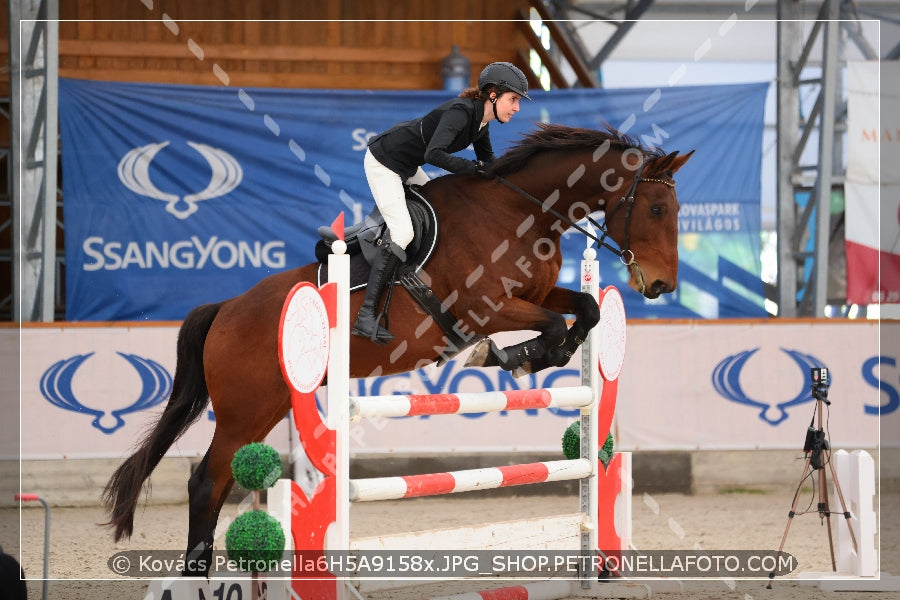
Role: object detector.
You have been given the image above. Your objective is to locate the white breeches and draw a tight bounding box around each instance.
[364,148,430,250]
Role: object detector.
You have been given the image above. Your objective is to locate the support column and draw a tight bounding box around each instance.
[9,0,59,322]
[777,0,845,317]
[807,2,841,316]
[775,3,802,317]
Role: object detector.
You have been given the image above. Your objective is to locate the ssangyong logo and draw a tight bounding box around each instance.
[80,140,286,272]
[117,141,242,219]
[39,352,172,434]
[712,347,827,426]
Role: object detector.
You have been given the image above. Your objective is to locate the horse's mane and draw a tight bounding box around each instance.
[486,122,666,178]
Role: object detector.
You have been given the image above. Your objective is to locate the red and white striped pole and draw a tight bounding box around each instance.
[350,458,593,502]
[349,386,593,420]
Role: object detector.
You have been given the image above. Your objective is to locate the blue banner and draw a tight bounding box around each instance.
[59,78,768,321]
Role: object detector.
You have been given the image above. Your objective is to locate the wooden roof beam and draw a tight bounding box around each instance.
[525,2,597,87]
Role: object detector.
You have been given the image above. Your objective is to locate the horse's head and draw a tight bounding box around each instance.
[603,149,693,299]
[483,123,693,299]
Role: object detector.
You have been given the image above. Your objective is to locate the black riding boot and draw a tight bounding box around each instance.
[352,243,404,345]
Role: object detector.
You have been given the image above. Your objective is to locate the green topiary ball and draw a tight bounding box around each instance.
[231,442,282,490]
[225,510,286,572]
[562,421,615,467]
[562,421,581,460]
[599,431,615,466]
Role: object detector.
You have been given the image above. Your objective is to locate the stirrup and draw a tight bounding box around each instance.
[352,308,394,345]
[352,319,393,345]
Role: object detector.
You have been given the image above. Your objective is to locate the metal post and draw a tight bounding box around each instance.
[809,0,841,316]
[9,0,59,322]
[579,243,599,589]
[328,225,350,600]
[776,3,802,317]
[15,494,50,600]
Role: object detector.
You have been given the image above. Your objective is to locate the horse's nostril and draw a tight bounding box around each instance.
[652,280,669,295]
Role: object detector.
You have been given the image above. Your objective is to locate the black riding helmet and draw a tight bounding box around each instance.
[478,62,531,100]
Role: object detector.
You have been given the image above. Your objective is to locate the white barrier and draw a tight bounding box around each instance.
[796,448,900,592]
[270,233,632,599]
[833,449,877,577]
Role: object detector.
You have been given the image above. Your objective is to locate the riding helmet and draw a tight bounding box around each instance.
[478,62,531,100]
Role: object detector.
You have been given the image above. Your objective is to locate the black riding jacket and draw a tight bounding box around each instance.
[367,97,496,179]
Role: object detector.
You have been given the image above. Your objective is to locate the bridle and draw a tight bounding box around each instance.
[495,162,676,294]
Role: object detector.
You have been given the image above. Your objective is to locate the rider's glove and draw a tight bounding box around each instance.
[473,160,493,179]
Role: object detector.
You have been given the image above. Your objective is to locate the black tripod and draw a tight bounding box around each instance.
[767,368,858,587]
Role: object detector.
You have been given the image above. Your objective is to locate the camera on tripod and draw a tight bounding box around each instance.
[770,365,858,586]
[803,367,831,467]
[810,367,830,405]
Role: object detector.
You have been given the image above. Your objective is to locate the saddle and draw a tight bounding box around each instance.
[314,185,476,361]
[315,186,438,290]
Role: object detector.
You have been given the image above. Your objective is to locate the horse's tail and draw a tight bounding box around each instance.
[102,302,222,541]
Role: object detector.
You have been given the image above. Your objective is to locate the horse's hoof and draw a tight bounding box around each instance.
[511,363,534,378]
[464,338,494,367]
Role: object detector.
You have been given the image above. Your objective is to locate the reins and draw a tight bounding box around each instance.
[494,163,675,294]
[496,173,622,258]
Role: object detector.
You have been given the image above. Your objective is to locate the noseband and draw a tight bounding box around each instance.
[495,163,675,294]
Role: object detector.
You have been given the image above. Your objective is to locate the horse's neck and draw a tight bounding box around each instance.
[505,150,626,221]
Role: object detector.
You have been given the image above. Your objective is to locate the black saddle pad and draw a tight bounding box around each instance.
[316,189,438,290]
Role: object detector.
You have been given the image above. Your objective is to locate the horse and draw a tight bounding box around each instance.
[103,123,692,575]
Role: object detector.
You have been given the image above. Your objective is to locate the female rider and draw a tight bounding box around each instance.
[354,61,531,344]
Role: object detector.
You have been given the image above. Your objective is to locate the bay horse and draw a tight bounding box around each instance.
[103,123,692,575]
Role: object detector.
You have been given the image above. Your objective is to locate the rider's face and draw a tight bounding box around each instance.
[493,92,521,123]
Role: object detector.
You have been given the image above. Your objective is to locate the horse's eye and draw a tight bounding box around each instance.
[650,204,664,216]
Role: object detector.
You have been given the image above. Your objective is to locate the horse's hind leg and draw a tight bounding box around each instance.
[466,337,549,372]
[466,289,600,375]
[183,404,290,576]
[464,299,569,374]
[183,432,242,575]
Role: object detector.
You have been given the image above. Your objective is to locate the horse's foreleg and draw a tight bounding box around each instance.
[507,288,601,375]
[542,288,600,367]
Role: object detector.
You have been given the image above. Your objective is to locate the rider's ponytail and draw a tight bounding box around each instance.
[458,85,499,101]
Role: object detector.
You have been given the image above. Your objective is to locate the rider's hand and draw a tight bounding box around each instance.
[474,160,493,179]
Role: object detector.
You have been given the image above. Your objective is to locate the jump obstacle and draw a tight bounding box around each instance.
[267,223,633,600]
[142,223,633,600]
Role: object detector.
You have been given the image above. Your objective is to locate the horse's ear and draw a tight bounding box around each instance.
[651,151,680,174]
[666,150,694,175]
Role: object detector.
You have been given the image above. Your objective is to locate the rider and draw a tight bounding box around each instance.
[353,61,531,344]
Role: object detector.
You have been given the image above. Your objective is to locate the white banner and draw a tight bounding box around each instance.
[19,325,294,460]
[845,60,900,304]
[846,61,881,185]
[18,320,897,461]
